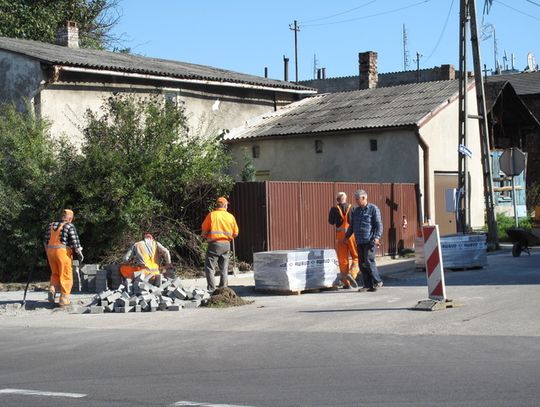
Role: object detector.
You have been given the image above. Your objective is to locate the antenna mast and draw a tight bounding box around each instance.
[403,24,410,71]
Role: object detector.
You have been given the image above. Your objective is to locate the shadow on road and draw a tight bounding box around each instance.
[299,307,411,313]
[379,248,540,287]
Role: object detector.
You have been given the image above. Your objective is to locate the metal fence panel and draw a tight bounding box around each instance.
[267,182,301,250]
[230,182,267,262]
[233,181,419,262]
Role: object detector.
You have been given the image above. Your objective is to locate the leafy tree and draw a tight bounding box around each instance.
[61,94,233,268]
[0,104,59,281]
[0,0,122,49]
[240,147,256,182]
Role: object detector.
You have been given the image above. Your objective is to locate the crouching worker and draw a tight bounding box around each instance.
[44,209,83,307]
[120,233,172,280]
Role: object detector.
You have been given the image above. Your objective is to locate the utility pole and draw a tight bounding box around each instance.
[458,0,498,248]
[289,20,300,83]
[414,51,422,81]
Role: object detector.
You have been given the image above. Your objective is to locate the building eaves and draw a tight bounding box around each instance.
[225,80,460,142]
[0,36,315,93]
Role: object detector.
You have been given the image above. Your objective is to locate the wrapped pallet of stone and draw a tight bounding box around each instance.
[415,233,487,270]
[253,249,339,291]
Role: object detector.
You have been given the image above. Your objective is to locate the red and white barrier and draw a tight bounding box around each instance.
[422,225,447,301]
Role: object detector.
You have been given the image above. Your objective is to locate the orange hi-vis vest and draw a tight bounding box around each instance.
[135,240,160,272]
[335,204,351,236]
[202,208,239,242]
[48,222,67,249]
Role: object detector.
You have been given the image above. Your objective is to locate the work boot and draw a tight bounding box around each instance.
[346,274,358,288]
[59,294,70,307]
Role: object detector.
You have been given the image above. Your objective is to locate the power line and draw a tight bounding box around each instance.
[302,0,431,28]
[424,0,455,63]
[494,0,540,22]
[526,0,540,8]
[299,0,377,25]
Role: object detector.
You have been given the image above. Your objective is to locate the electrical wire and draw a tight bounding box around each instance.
[299,0,377,25]
[526,0,540,8]
[424,0,455,63]
[494,0,540,22]
[301,0,432,27]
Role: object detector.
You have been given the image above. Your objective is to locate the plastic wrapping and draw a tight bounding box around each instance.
[415,233,487,269]
[253,249,339,291]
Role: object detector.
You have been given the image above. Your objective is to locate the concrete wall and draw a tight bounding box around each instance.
[228,129,420,183]
[418,87,485,230]
[0,54,299,145]
[300,65,455,93]
[39,76,296,146]
[0,50,44,110]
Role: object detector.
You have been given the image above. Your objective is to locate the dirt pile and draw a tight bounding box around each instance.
[207,287,252,307]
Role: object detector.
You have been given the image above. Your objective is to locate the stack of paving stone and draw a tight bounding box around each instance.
[85,272,211,314]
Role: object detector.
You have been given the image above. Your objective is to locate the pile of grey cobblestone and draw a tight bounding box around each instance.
[86,272,210,314]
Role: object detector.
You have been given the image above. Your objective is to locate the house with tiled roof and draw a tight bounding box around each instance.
[224,80,487,235]
[0,22,315,144]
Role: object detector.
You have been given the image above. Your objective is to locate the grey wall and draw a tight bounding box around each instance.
[37,71,299,146]
[228,130,420,183]
[300,65,455,93]
[0,53,302,145]
[0,50,44,110]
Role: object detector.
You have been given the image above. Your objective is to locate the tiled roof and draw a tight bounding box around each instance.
[225,80,460,141]
[486,71,540,95]
[0,36,314,93]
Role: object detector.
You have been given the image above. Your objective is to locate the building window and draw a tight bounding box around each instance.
[370,139,378,151]
[315,139,323,153]
[164,91,178,105]
[252,145,260,158]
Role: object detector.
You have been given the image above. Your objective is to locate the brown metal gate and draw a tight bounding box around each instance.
[230,181,419,262]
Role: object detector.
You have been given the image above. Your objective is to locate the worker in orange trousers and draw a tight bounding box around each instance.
[44,209,83,307]
[328,192,359,288]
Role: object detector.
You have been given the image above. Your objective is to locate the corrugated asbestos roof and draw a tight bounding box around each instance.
[486,71,540,95]
[0,36,313,92]
[225,80,460,141]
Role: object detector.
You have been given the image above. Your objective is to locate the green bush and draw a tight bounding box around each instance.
[0,104,59,281]
[62,95,233,267]
[496,212,532,242]
[0,96,233,282]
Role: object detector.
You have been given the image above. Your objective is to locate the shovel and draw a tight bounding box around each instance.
[232,239,239,276]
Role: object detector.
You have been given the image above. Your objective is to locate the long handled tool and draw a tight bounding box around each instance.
[21,241,40,307]
[232,239,239,276]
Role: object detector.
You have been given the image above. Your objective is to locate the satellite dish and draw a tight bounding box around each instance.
[527,53,534,71]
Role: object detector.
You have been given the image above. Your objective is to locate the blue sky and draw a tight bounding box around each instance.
[111,0,540,81]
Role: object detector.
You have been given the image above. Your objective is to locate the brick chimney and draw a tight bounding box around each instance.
[56,21,79,48]
[359,51,378,89]
[440,64,456,80]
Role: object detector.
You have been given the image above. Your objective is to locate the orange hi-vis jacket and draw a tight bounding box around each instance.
[134,239,160,273]
[201,208,239,242]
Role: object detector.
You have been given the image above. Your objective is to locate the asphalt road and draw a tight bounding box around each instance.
[1,247,539,407]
